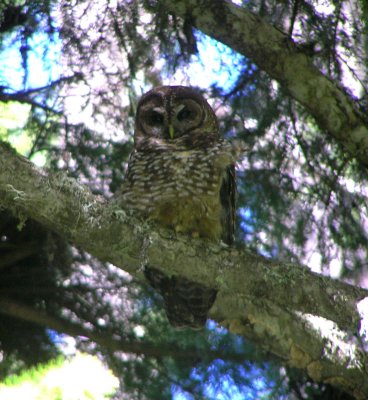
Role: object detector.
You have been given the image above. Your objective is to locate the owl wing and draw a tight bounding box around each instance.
[220,164,236,246]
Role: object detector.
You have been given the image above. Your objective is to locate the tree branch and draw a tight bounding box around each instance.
[0,74,83,114]
[0,92,61,114]
[0,141,367,398]
[158,0,368,169]
[0,296,248,362]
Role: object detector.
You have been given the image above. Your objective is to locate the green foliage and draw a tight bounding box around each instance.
[2,356,65,387]
[0,354,117,400]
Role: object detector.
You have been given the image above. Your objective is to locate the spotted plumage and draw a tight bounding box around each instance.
[118,86,242,328]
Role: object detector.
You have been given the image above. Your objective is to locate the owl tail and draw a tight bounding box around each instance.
[144,266,217,329]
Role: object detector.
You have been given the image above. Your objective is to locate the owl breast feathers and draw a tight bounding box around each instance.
[118,86,243,328]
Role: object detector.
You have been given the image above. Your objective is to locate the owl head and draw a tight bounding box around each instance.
[134,86,219,149]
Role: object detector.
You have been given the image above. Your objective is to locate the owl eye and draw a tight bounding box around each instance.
[146,111,164,125]
[177,107,195,121]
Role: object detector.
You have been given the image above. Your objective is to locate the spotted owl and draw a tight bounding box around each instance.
[118,85,243,328]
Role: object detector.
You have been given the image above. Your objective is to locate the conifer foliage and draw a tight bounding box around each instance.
[0,0,367,398]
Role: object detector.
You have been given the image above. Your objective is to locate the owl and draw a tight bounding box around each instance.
[118,86,242,328]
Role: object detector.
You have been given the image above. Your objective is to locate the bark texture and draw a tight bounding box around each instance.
[159,0,368,169]
[1,142,368,398]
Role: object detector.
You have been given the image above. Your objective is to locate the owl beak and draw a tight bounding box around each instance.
[168,124,175,139]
